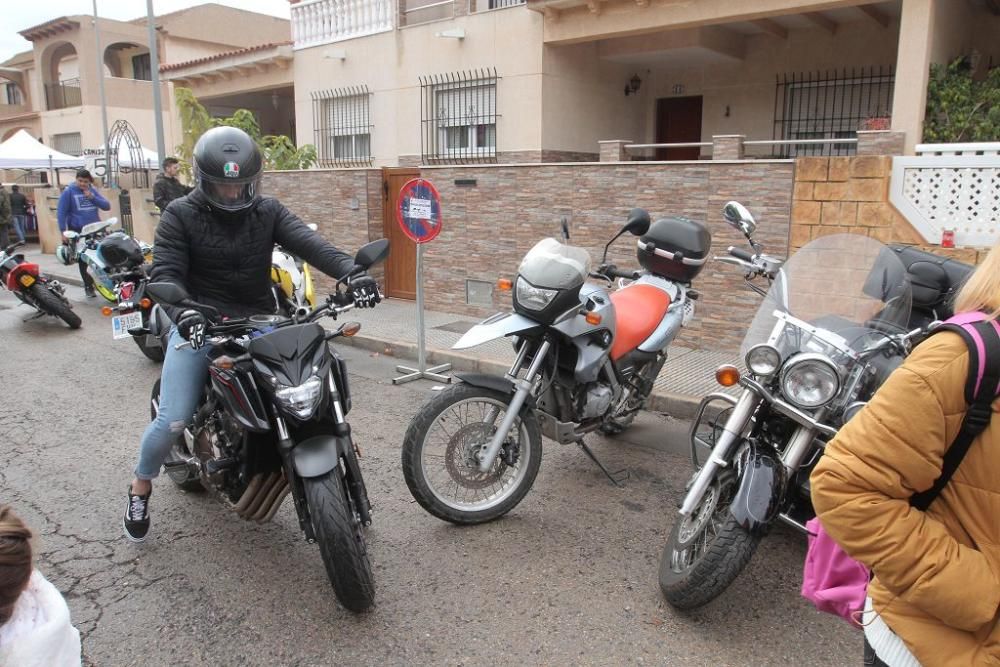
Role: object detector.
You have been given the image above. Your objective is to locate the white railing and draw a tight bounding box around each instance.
[890,149,1000,247]
[915,142,1000,157]
[291,0,394,50]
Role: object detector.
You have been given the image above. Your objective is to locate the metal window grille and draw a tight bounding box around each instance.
[420,68,499,164]
[311,86,373,168]
[469,0,525,12]
[772,66,894,157]
[52,132,82,156]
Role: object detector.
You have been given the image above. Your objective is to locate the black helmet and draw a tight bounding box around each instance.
[192,126,263,215]
[98,232,144,269]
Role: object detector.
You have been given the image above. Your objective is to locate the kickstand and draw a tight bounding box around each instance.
[577,439,628,487]
[22,311,45,322]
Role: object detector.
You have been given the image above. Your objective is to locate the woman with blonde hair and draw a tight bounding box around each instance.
[811,243,1000,666]
[0,505,81,666]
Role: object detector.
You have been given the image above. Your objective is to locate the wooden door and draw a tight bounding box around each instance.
[655,96,703,160]
[382,168,419,299]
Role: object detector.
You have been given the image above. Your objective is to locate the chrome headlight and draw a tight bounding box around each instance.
[745,344,781,377]
[274,375,323,419]
[780,354,840,409]
[515,276,558,311]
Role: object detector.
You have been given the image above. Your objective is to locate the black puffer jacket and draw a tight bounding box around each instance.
[151,190,355,321]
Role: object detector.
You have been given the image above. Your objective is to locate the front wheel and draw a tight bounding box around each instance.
[658,475,760,610]
[303,471,375,612]
[29,283,81,329]
[401,383,542,525]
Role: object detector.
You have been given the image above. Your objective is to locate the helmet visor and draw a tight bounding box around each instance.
[199,172,261,213]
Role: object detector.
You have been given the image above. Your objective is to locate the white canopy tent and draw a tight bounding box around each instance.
[0,130,85,169]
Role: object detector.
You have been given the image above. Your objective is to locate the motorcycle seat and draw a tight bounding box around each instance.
[609,284,671,360]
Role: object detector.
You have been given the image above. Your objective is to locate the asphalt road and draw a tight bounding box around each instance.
[0,285,857,666]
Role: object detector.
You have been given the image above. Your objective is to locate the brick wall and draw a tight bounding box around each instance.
[263,161,795,353]
[791,156,992,265]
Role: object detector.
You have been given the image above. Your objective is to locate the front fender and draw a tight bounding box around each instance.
[729,445,786,535]
[453,312,540,350]
[454,372,515,396]
[291,434,347,478]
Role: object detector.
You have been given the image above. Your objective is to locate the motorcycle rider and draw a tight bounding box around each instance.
[123,126,381,542]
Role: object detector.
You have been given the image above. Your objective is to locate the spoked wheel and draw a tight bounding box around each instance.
[150,379,203,492]
[658,474,760,610]
[304,470,375,612]
[401,384,542,524]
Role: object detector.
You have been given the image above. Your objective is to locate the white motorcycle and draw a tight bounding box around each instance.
[401,208,710,524]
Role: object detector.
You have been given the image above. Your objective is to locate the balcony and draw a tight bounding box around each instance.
[45,79,81,111]
[0,103,34,120]
[292,0,394,50]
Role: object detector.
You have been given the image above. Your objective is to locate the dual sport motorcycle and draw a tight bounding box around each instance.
[402,208,710,524]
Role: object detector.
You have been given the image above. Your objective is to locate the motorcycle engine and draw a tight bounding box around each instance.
[577,383,614,420]
[192,410,244,486]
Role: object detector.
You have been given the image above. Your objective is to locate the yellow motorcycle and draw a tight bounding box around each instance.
[270,223,317,318]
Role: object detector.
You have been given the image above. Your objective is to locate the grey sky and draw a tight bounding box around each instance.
[0,0,291,62]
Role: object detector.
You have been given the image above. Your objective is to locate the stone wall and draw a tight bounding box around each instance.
[264,161,795,354]
[790,155,992,264]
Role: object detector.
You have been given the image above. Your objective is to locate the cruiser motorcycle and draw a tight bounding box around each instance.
[0,241,81,329]
[658,202,925,610]
[147,238,389,612]
[402,208,710,524]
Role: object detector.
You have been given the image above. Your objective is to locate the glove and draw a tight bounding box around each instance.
[348,275,381,309]
[176,309,207,349]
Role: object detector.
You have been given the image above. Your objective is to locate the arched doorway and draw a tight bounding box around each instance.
[39,41,81,110]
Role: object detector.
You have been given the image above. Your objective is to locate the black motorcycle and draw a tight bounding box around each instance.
[146,238,388,612]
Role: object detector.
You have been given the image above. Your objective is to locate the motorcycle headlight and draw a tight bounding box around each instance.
[515,276,558,311]
[274,375,323,419]
[780,354,840,409]
[745,344,781,377]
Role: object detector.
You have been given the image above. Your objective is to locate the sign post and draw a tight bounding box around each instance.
[392,178,451,385]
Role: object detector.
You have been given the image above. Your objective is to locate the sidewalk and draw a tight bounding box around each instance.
[28,244,737,418]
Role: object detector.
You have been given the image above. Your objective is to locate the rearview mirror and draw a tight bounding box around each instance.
[624,208,651,236]
[146,282,189,306]
[354,239,390,269]
[722,201,756,237]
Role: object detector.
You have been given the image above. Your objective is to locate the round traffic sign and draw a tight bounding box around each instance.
[396,178,442,244]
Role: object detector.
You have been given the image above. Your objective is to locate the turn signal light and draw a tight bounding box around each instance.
[139,297,152,309]
[101,306,114,317]
[212,356,236,370]
[342,321,361,337]
[497,278,513,292]
[715,365,741,387]
[585,311,602,326]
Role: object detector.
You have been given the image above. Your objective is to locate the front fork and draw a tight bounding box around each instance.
[475,339,551,473]
[679,388,761,517]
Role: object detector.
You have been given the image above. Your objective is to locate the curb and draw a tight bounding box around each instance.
[337,332,705,420]
[36,266,84,288]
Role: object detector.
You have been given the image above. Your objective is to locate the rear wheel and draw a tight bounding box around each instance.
[151,380,203,492]
[304,471,375,612]
[658,475,760,610]
[29,283,81,329]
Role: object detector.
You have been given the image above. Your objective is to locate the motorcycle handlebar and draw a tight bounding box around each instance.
[728,246,754,262]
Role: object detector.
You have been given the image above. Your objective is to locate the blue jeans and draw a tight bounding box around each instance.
[11,215,26,243]
[135,328,211,480]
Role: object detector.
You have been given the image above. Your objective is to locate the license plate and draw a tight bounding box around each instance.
[112,311,143,339]
[18,274,35,287]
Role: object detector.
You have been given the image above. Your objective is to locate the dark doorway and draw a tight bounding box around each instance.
[655,96,703,160]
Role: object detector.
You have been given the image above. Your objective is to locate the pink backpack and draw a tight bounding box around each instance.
[801,312,1000,625]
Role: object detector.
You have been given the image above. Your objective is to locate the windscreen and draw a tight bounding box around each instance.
[517,238,591,290]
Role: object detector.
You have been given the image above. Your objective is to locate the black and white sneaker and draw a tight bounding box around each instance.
[123,486,151,543]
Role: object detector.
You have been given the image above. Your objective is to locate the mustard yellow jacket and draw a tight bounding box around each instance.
[811,331,1000,666]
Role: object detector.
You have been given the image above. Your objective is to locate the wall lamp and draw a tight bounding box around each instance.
[624,73,641,96]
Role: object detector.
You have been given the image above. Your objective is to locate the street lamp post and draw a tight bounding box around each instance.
[92,0,110,186]
[147,0,166,167]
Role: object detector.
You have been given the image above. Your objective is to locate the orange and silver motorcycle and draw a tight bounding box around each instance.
[402,208,710,524]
